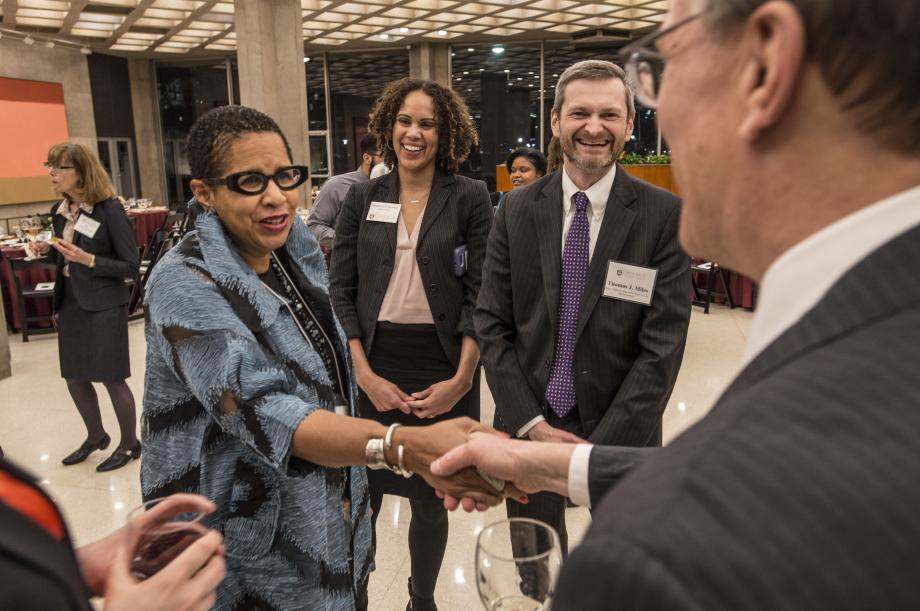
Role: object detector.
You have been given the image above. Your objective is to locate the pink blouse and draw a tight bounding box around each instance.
[377,208,434,324]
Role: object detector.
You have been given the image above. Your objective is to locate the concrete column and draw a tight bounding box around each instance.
[234,0,310,195]
[409,43,451,86]
[0,302,10,381]
[128,59,167,208]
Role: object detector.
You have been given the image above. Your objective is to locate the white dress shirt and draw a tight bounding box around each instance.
[517,163,618,439]
[568,183,920,507]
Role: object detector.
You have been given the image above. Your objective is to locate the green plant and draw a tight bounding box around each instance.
[620,152,671,165]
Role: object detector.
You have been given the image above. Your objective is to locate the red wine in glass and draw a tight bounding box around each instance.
[130,520,208,580]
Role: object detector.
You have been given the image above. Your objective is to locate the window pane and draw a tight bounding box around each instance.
[156,62,230,207]
[309,135,329,176]
[328,51,409,174]
[305,54,327,131]
[451,43,541,190]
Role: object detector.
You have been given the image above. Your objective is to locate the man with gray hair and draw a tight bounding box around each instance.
[474,58,691,553]
[436,0,920,608]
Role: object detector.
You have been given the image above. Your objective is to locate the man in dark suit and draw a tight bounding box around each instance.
[434,0,920,608]
[474,58,690,550]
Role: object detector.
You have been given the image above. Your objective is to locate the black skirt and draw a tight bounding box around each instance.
[359,322,480,500]
[57,278,131,382]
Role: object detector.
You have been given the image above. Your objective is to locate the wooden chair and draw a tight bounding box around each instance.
[10,258,57,341]
[690,260,735,314]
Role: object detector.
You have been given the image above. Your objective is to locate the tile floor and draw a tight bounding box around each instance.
[0,304,752,610]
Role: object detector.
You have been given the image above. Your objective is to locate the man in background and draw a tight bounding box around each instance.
[307,133,382,255]
[474,59,690,553]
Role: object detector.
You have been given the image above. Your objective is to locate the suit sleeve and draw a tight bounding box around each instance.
[92,202,140,280]
[587,445,657,506]
[553,533,702,611]
[474,200,545,432]
[146,263,312,472]
[328,183,363,339]
[456,179,493,338]
[588,202,690,446]
[306,178,342,243]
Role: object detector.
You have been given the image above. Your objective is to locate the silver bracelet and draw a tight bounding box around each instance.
[384,423,401,451]
[396,444,413,478]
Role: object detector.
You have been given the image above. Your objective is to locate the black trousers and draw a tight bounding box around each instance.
[505,408,588,557]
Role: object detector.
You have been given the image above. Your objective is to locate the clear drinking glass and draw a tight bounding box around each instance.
[126,497,209,580]
[476,518,563,611]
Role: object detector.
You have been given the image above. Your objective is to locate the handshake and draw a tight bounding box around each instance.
[397,417,580,512]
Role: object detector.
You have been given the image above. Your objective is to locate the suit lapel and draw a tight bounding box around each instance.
[373,171,400,253]
[418,171,454,246]
[575,166,637,342]
[535,173,564,328]
[720,222,920,402]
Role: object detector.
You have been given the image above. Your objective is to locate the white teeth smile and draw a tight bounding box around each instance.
[403,144,423,152]
[260,215,286,225]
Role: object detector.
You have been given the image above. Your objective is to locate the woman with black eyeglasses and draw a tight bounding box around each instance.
[141,105,506,610]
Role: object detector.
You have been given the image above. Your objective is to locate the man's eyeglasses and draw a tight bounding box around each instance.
[618,12,707,109]
[43,162,75,172]
[203,165,309,195]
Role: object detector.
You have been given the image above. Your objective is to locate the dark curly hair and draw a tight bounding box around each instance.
[369,78,478,174]
[186,105,293,180]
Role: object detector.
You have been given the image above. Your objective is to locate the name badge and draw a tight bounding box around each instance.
[366,201,400,224]
[603,260,658,306]
[73,214,101,239]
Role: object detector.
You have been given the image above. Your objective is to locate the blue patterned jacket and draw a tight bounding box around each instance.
[141,211,372,610]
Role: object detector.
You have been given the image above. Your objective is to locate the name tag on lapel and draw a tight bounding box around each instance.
[73,214,101,239]
[603,260,658,306]
[366,201,400,224]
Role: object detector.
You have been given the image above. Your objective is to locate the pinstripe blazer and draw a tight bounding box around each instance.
[554,223,920,610]
[329,169,493,367]
[475,166,691,446]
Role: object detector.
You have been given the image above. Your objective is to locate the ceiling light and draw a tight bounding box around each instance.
[492,45,504,54]
[24,35,35,45]
[80,46,92,55]
[503,69,510,73]
[438,30,447,36]
[467,47,474,52]
[399,27,408,33]
[463,71,468,75]
[303,56,310,62]
[379,33,389,39]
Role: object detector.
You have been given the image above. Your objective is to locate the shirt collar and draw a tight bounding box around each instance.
[55,200,95,218]
[561,163,617,220]
[743,183,920,367]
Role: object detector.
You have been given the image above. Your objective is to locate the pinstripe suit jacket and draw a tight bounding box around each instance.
[554,223,920,610]
[329,169,493,367]
[475,166,691,446]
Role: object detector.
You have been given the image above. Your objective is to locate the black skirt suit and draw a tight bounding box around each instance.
[330,169,493,498]
[49,199,139,382]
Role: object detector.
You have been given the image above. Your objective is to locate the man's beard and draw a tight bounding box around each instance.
[560,132,621,173]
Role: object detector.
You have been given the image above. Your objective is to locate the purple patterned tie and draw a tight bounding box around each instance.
[545,191,590,418]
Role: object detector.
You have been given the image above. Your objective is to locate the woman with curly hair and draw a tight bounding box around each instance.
[330,79,493,610]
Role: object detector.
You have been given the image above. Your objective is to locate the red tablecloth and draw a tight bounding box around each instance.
[692,265,757,310]
[0,246,56,332]
[127,208,169,251]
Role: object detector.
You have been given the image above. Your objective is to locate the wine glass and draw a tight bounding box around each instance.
[20,218,40,240]
[126,497,210,580]
[476,518,563,611]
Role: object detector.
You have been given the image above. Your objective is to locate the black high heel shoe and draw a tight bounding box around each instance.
[406,577,438,611]
[96,440,142,472]
[61,433,111,466]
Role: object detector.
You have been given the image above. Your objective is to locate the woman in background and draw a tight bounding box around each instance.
[330,78,493,611]
[38,143,140,472]
[493,147,547,209]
